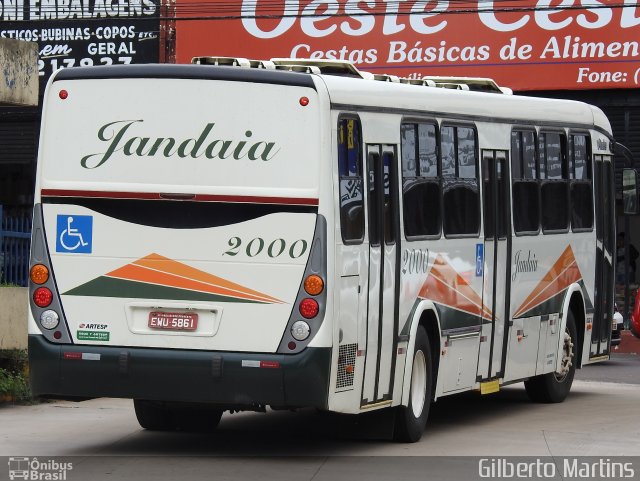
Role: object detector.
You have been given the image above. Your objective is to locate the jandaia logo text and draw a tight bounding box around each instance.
[80,120,280,169]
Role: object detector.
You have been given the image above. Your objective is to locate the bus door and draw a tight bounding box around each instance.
[592,155,615,356]
[478,150,512,380]
[361,144,401,406]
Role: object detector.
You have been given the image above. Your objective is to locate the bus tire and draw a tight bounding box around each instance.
[394,326,432,443]
[524,311,577,403]
[133,400,175,431]
[173,406,223,433]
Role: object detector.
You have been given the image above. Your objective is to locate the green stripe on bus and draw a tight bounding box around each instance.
[63,276,264,303]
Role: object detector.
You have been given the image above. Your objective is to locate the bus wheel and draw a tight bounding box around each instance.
[134,400,175,431]
[173,406,223,433]
[394,326,432,443]
[524,311,577,403]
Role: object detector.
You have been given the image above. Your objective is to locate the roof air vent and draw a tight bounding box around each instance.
[192,56,251,67]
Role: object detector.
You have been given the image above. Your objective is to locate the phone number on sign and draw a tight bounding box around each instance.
[39,56,132,76]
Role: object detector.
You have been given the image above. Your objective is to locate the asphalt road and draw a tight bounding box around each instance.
[1,355,639,481]
[576,353,640,384]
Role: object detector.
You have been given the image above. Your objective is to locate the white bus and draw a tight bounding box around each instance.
[29,58,616,442]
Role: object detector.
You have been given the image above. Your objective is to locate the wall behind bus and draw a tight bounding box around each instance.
[0,287,27,350]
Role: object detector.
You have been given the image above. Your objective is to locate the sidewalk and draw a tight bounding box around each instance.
[613,330,640,354]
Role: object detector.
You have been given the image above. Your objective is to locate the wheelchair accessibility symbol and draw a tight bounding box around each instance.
[56,215,93,253]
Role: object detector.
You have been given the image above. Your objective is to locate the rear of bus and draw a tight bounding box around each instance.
[28,65,332,410]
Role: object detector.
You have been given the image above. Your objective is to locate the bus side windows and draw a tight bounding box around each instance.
[442,125,480,237]
[338,117,365,244]
[457,127,476,179]
[539,132,569,233]
[383,151,398,245]
[401,122,441,239]
[569,134,594,231]
[511,130,540,234]
[441,126,455,177]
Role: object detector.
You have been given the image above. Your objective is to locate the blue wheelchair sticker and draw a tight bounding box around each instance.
[475,244,484,277]
[56,215,93,253]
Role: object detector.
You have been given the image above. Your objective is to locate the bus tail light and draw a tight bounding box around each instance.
[33,287,53,308]
[30,264,49,284]
[277,215,327,354]
[40,310,60,329]
[291,321,310,341]
[304,274,324,295]
[29,204,73,344]
[299,298,319,319]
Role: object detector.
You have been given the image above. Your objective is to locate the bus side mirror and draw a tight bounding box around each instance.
[623,168,640,215]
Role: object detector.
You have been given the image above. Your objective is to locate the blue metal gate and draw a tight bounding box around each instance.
[0,206,32,287]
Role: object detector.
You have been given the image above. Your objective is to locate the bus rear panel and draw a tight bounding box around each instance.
[29,65,332,409]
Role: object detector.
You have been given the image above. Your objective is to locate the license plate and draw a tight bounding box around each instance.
[148,311,198,331]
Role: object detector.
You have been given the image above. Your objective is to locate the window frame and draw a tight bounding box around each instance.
[568,130,594,233]
[383,148,400,246]
[511,127,541,237]
[441,121,481,239]
[400,118,442,241]
[539,128,570,235]
[337,113,366,245]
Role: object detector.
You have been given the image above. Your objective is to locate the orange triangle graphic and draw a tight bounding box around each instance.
[418,255,493,321]
[106,253,282,304]
[513,245,582,318]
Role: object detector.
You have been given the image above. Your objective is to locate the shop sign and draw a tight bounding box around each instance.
[175,0,640,91]
[0,0,161,92]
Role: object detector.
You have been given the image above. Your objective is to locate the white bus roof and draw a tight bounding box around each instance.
[319,73,608,133]
[52,60,612,136]
[190,56,610,134]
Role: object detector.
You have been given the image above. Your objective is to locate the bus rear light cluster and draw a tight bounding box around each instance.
[277,215,327,354]
[299,298,319,319]
[33,287,53,308]
[29,204,72,344]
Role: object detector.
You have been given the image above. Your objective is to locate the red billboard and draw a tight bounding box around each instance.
[175,1,640,91]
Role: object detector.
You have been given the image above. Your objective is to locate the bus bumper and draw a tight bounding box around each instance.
[29,335,330,409]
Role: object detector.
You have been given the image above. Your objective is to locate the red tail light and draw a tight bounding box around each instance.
[299,298,319,319]
[33,287,53,307]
